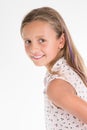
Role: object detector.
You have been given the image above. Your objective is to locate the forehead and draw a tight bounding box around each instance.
[22,20,57,38]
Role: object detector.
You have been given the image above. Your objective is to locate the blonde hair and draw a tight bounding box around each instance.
[21,7,87,86]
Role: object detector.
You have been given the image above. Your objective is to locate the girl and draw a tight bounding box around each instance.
[20,7,87,130]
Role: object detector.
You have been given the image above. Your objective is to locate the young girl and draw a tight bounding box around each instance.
[20,7,87,130]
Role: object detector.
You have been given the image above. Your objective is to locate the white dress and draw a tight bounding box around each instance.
[44,57,87,130]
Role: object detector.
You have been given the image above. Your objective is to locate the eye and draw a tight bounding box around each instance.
[39,39,45,43]
[25,40,31,45]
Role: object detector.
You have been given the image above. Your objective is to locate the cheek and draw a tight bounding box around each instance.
[24,46,30,55]
[46,44,58,54]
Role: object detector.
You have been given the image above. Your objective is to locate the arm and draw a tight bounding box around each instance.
[47,79,87,124]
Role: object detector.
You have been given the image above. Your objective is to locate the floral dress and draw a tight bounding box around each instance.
[44,57,87,130]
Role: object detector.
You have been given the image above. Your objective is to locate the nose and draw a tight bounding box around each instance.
[30,43,40,54]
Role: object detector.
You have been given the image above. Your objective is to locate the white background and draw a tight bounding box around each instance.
[0,0,87,130]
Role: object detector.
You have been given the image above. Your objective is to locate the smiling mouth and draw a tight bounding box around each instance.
[32,55,45,60]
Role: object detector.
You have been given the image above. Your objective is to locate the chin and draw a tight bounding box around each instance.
[33,62,45,67]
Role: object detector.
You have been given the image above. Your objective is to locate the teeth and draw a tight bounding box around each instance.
[33,55,43,59]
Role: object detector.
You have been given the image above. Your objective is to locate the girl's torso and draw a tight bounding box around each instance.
[44,57,87,130]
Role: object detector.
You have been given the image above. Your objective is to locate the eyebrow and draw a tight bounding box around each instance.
[23,35,46,40]
[35,35,45,38]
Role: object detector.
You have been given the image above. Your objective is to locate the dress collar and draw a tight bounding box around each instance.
[51,57,66,72]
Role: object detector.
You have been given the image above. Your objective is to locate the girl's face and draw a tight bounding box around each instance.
[22,20,65,68]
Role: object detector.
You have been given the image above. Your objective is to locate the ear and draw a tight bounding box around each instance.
[58,33,65,49]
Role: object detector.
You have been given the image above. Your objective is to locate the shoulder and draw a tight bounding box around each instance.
[47,79,76,107]
[47,79,87,123]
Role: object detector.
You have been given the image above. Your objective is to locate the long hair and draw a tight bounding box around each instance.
[20,7,87,86]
